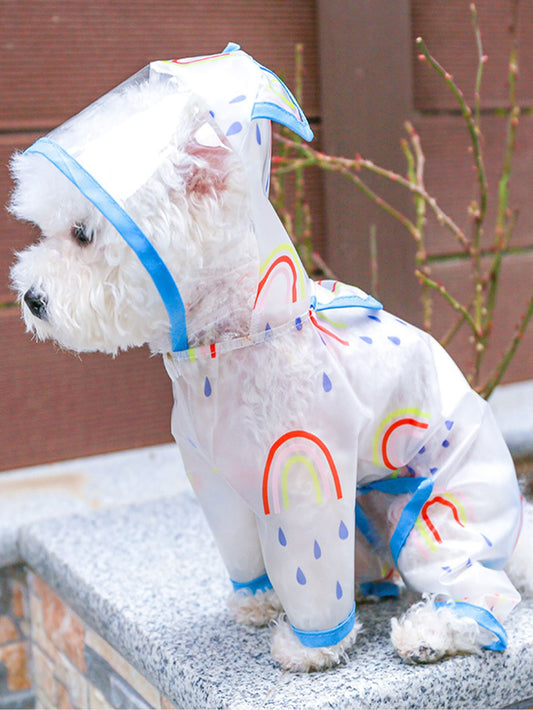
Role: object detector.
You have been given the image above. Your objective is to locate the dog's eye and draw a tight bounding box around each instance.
[71,223,93,246]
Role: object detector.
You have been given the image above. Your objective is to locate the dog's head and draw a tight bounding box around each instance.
[10,45,313,355]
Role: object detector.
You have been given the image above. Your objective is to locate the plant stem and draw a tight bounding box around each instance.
[415,269,481,337]
[481,293,533,398]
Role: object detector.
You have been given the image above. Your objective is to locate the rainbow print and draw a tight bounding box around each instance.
[254,243,307,311]
[415,493,467,553]
[262,430,342,515]
[373,408,431,470]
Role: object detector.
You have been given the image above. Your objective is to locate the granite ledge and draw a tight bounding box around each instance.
[0,443,188,567]
[17,494,533,710]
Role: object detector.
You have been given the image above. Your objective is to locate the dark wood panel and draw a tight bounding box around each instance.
[428,252,533,387]
[412,0,533,110]
[412,114,533,255]
[0,308,174,472]
[0,0,320,130]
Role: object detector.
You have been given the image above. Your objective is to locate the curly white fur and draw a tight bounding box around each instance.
[227,589,284,627]
[391,597,482,663]
[271,615,361,672]
[10,89,258,355]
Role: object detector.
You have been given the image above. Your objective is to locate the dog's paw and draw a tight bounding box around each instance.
[270,616,361,672]
[227,588,283,627]
[391,598,481,664]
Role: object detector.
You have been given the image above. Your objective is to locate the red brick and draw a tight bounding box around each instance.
[0,642,32,691]
[0,616,19,644]
[37,579,86,674]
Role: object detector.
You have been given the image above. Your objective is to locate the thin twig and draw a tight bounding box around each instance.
[481,293,533,398]
[415,269,481,336]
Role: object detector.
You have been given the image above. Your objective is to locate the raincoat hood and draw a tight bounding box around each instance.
[18,43,321,352]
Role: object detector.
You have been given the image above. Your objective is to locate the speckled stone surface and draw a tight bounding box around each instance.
[0,444,188,567]
[17,493,533,710]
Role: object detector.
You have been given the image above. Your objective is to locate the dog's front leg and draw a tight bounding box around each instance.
[256,500,360,672]
[181,453,283,626]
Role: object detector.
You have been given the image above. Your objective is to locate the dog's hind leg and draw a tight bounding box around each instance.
[506,499,533,595]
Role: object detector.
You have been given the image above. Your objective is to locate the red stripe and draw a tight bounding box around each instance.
[309,312,350,346]
[210,343,216,359]
[381,417,429,470]
[421,496,465,544]
[262,430,342,515]
[254,256,298,308]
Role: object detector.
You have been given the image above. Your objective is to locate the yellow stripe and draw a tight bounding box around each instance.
[281,455,322,509]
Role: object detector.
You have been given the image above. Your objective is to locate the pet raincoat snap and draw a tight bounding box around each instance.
[20,44,523,650]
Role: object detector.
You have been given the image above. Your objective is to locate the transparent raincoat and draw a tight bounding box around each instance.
[21,44,523,649]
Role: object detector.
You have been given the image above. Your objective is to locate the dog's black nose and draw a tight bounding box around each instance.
[24,289,47,320]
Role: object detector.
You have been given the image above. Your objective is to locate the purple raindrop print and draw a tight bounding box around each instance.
[256,123,262,145]
[296,567,307,585]
[442,440,450,448]
[430,467,438,474]
[445,420,454,431]
[229,94,246,103]
[418,446,426,454]
[204,377,212,397]
[368,315,381,322]
[339,521,349,540]
[322,372,332,392]
[313,540,322,559]
[388,336,401,346]
[360,336,373,344]
[336,581,343,599]
[278,527,287,546]
[295,316,303,331]
[226,121,243,137]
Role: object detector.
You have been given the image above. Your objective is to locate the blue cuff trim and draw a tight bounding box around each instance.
[291,602,356,648]
[435,601,508,651]
[231,573,272,595]
[389,477,434,565]
[25,138,189,352]
[359,581,400,599]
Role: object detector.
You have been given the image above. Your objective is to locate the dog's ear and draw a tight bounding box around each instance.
[183,123,234,198]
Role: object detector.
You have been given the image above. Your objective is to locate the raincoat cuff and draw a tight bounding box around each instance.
[435,600,508,651]
[291,603,356,648]
[230,573,273,595]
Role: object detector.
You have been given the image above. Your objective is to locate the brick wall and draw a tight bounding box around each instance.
[0,567,178,709]
[0,566,33,710]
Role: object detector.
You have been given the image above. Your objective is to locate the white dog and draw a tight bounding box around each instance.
[9,45,533,672]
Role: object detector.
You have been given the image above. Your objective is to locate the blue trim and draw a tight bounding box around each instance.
[435,601,508,651]
[355,502,381,548]
[252,63,314,142]
[358,476,429,496]
[359,581,399,599]
[291,602,356,648]
[230,573,272,595]
[389,477,434,565]
[252,101,313,142]
[315,294,383,312]
[25,137,189,352]
[222,42,241,53]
